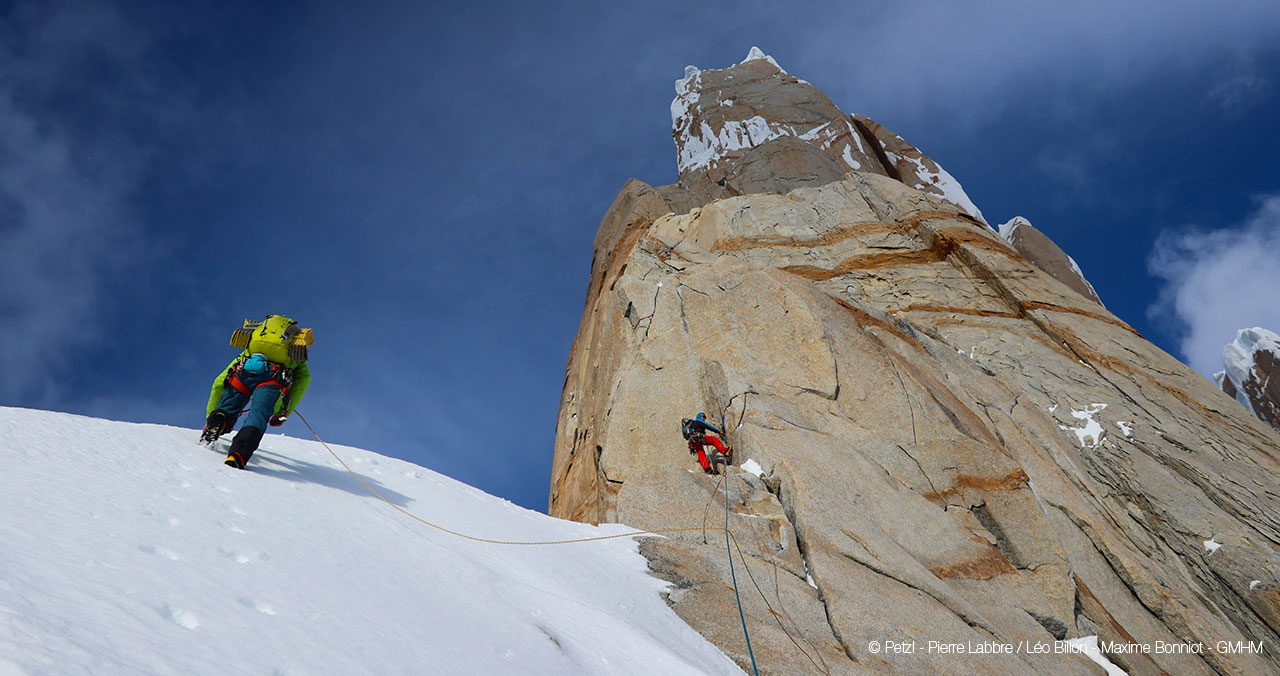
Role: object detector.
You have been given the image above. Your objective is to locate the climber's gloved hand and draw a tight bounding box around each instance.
[269,414,288,427]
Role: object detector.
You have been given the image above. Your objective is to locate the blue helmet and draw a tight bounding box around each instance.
[696,412,706,422]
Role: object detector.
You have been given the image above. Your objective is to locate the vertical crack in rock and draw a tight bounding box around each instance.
[726,390,753,430]
[889,360,920,446]
[641,282,662,340]
[674,285,691,334]
[1025,609,1069,640]
[898,444,942,507]
[970,503,1025,569]
[774,472,860,665]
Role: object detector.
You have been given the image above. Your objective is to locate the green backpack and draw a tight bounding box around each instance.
[230,314,313,363]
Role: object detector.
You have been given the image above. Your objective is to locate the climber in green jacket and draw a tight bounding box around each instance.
[201,315,313,469]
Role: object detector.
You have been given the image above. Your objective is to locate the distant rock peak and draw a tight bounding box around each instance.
[1219,327,1280,429]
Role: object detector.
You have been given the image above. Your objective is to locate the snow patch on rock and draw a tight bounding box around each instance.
[1066,253,1101,303]
[998,216,1029,242]
[1059,403,1107,448]
[885,150,986,224]
[740,458,765,477]
[675,114,864,174]
[672,67,703,127]
[740,46,785,73]
[841,143,861,170]
[1063,636,1130,676]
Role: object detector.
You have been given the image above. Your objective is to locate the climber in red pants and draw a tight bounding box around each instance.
[681,413,732,475]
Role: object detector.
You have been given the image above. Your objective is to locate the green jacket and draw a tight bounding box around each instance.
[206,350,312,418]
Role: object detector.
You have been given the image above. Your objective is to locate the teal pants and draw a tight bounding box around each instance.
[214,368,282,432]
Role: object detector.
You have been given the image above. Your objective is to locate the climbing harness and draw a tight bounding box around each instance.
[226,356,294,411]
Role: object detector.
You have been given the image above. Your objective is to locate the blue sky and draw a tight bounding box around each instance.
[3,0,1279,512]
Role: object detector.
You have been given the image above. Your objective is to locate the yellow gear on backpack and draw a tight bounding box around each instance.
[229,314,313,363]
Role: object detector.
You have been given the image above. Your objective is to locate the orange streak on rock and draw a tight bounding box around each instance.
[928,550,1018,580]
[921,470,1031,503]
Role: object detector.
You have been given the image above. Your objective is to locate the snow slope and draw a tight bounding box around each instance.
[0,407,743,675]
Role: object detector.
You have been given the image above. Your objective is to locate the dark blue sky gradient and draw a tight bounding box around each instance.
[3,1,1278,511]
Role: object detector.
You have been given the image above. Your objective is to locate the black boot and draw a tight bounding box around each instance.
[225,426,265,469]
[200,411,230,446]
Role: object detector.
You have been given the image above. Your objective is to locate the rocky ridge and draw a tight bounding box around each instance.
[998,216,1103,305]
[551,49,1280,675]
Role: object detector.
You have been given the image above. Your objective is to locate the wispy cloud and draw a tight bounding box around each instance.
[0,2,160,404]
[1210,54,1269,114]
[1148,195,1280,377]
[0,93,132,403]
[791,0,1280,126]
[1032,132,1118,191]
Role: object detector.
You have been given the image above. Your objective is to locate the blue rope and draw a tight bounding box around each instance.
[726,481,760,676]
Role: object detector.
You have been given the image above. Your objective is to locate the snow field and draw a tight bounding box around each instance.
[0,407,743,675]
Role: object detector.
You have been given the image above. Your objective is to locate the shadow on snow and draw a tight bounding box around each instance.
[248,450,414,507]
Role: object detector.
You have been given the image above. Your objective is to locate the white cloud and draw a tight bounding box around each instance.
[1148,195,1280,377]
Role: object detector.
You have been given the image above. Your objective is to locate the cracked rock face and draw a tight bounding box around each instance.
[550,52,1280,676]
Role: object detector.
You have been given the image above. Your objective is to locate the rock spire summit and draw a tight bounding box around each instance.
[670,48,985,222]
